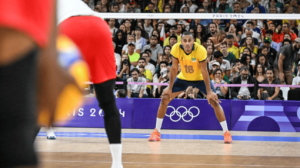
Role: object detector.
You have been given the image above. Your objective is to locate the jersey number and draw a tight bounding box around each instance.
[184,65,194,73]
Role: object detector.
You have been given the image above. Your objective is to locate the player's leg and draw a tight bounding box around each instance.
[0,28,38,167]
[94,79,123,168]
[197,80,232,143]
[149,78,187,141]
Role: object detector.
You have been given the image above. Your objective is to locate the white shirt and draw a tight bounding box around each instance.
[136,63,155,75]
[180,4,198,13]
[127,77,147,94]
[292,76,300,86]
[115,53,121,72]
[57,0,97,25]
[241,31,261,43]
[238,78,251,97]
[122,43,141,54]
[209,60,231,71]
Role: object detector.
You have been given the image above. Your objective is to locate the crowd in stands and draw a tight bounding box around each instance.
[83,0,300,100]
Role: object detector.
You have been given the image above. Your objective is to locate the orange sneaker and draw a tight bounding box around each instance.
[148,129,161,142]
[224,131,232,144]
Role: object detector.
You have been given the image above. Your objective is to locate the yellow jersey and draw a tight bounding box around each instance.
[171,42,207,81]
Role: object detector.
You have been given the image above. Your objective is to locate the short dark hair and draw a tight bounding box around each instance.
[213,68,223,76]
[141,52,149,57]
[169,35,177,42]
[144,49,152,53]
[282,39,292,44]
[151,35,158,39]
[148,2,155,6]
[214,51,224,58]
[235,59,241,64]
[138,58,146,62]
[219,4,226,11]
[226,34,234,39]
[220,42,227,47]
[130,68,140,74]
[209,22,217,28]
[117,89,126,98]
[182,31,194,38]
[265,30,273,35]
[265,67,274,74]
[247,21,254,26]
[283,23,290,28]
[240,66,249,72]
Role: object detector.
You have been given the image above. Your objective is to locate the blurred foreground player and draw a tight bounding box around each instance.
[57,0,123,167]
[148,32,233,144]
[0,0,81,167]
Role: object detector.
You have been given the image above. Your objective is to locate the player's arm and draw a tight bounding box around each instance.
[200,60,213,94]
[168,57,179,90]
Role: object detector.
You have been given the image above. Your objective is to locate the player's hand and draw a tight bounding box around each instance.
[162,87,172,100]
[279,72,285,83]
[206,91,221,104]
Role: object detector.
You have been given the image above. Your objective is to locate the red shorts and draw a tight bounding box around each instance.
[59,16,116,84]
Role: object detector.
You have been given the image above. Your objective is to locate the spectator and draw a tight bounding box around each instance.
[203,23,218,46]
[202,0,214,13]
[122,35,141,55]
[119,24,126,33]
[138,64,152,96]
[123,19,133,35]
[144,19,153,38]
[111,3,120,13]
[193,10,212,26]
[209,51,231,78]
[206,44,215,63]
[229,59,242,82]
[189,28,201,45]
[115,89,127,98]
[232,66,257,100]
[145,0,163,13]
[256,54,269,70]
[137,58,153,80]
[212,69,228,99]
[291,62,300,89]
[153,61,168,97]
[194,24,207,43]
[240,28,260,46]
[226,34,239,58]
[258,68,283,100]
[258,45,269,58]
[136,21,150,40]
[142,35,163,65]
[140,52,156,75]
[246,21,261,34]
[225,19,243,35]
[215,0,233,13]
[262,37,278,68]
[151,29,163,46]
[212,19,225,31]
[163,25,181,46]
[220,42,236,65]
[169,35,178,48]
[268,5,281,14]
[108,19,118,38]
[134,27,147,49]
[210,61,230,83]
[163,45,172,66]
[240,54,254,76]
[153,67,170,98]
[233,2,244,14]
[113,30,127,55]
[246,0,266,13]
[180,0,198,13]
[254,63,266,83]
[168,0,180,13]
[127,42,140,67]
[276,33,292,51]
[288,20,299,38]
[176,24,183,36]
[207,39,215,50]
[276,23,298,43]
[211,30,227,51]
[273,38,300,84]
[117,58,131,79]
[237,0,251,13]
[260,30,278,51]
[116,0,126,13]
[113,42,121,73]
[240,37,258,59]
[127,68,148,98]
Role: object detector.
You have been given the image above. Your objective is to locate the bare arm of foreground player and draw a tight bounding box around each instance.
[200,60,221,104]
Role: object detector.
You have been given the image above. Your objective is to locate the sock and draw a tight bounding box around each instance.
[220,121,228,134]
[109,144,123,168]
[155,118,163,132]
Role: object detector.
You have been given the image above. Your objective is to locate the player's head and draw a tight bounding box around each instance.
[130,68,140,80]
[138,58,146,67]
[181,31,194,53]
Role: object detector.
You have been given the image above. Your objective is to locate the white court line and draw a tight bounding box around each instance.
[42,160,300,167]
